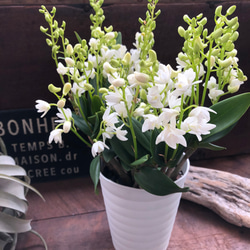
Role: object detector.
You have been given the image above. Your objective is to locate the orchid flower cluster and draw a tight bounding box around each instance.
[36,0,249,195]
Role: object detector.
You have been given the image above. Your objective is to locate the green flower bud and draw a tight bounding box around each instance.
[110,59,120,68]
[140,88,147,101]
[225,41,234,51]
[211,48,220,56]
[74,43,82,52]
[226,5,236,16]
[183,14,191,23]
[225,49,237,57]
[63,83,72,95]
[84,83,94,91]
[227,17,238,28]
[148,49,157,63]
[99,88,108,94]
[48,84,61,93]
[218,57,233,68]
[40,26,48,33]
[178,26,185,37]
[64,38,69,46]
[104,25,113,33]
[219,33,231,44]
[57,98,66,109]
[66,44,74,56]
[215,6,222,17]
[103,62,117,74]
[231,31,239,42]
[228,85,239,93]
[46,38,53,47]
[122,52,131,66]
[44,13,51,22]
[211,28,223,39]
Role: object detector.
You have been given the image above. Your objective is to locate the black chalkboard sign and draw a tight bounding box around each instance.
[0,108,91,182]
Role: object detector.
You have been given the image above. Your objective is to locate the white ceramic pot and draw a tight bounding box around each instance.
[100,159,190,250]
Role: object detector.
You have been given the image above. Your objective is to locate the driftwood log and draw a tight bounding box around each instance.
[182,166,250,228]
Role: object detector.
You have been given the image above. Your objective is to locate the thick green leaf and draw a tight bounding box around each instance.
[203,93,250,143]
[197,142,226,151]
[91,95,103,115]
[130,154,149,166]
[134,166,189,196]
[132,118,151,153]
[72,113,92,136]
[150,129,166,166]
[90,155,101,193]
[109,132,135,165]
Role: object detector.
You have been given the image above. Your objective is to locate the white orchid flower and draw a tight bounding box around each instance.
[181,106,216,141]
[49,129,63,144]
[35,100,51,118]
[147,86,163,108]
[57,62,69,75]
[91,141,109,157]
[115,124,128,141]
[105,88,122,107]
[156,124,187,149]
[142,114,160,132]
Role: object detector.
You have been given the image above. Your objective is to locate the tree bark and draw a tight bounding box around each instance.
[182,166,250,228]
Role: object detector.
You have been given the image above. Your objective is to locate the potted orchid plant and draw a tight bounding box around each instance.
[36,0,249,248]
[36,0,249,195]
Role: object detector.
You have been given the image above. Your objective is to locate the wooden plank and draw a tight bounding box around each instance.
[15,154,250,249]
[26,176,105,220]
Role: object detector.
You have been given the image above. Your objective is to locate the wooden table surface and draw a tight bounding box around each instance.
[16,154,250,250]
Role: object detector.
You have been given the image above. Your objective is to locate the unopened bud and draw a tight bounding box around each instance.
[122,52,131,66]
[65,57,75,67]
[99,88,109,94]
[48,84,61,93]
[57,99,66,108]
[40,26,48,33]
[66,44,74,56]
[178,26,185,37]
[134,72,149,84]
[148,49,157,63]
[63,82,72,95]
[218,57,233,68]
[84,83,94,91]
[226,5,236,16]
[103,62,117,74]
[63,121,71,133]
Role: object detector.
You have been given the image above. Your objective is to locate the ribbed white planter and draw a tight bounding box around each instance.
[100,159,190,250]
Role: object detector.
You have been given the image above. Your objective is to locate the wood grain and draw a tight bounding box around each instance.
[15,154,250,249]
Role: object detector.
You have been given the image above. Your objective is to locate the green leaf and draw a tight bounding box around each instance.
[90,155,101,193]
[134,166,189,196]
[116,31,122,44]
[109,136,134,165]
[132,118,151,153]
[130,154,149,166]
[72,113,92,136]
[203,93,250,143]
[150,129,165,166]
[197,142,226,151]
[91,95,103,115]
[74,31,82,43]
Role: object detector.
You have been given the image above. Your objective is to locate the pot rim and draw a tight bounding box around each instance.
[100,158,190,196]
